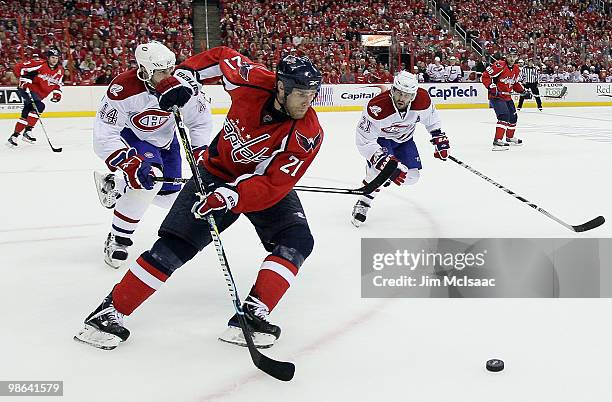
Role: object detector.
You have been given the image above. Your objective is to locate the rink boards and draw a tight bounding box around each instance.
[1,82,611,118]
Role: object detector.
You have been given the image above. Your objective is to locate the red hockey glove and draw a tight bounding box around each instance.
[191,187,239,219]
[50,90,62,103]
[430,130,450,161]
[156,76,193,111]
[18,77,32,90]
[192,145,208,167]
[116,154,155,190]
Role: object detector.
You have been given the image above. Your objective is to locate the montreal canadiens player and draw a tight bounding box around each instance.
[351,71,450,226]
[7,47,64,147]
[481,47,526,150]
[92,41,212,268]
[75,47,324,350]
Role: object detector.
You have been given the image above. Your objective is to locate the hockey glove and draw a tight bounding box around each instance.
[430,130,450,160]
[371,148,407,186]
[18,77,32,90]
[488,83,500,98]
[50,90,62,103]
[192,145,208,167]
[522,89,532,100]
[116,154,155,190]
[156,76,193,111]
[191,187,239,219]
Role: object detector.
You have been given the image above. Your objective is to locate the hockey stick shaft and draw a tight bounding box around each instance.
[152,159,397,195]
[26,90,62,152]
[449,155,604,232]
[171,106,295,381]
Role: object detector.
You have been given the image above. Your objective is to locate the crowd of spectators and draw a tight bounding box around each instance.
[436,0,611,80]
[1,0,611,86]
[0,0,194,86]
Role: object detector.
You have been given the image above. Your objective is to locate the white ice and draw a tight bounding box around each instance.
[1,107,611,402]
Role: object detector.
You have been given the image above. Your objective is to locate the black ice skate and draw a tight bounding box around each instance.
[351,200,371,227]
[218,295,280,349]
[93,171,122,209]
[492,139,510,151]
[22,128,36,143]
[6,134,19,148]
[104,233,133,269]
[74,293,130,350]
[506,137,523,146]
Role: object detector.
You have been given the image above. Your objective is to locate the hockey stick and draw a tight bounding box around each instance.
[26,89,62,152]
[152,161,398,195]
[448,155,604,232]
[171,106,295,381]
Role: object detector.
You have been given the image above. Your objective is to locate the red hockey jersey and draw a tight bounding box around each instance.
[13,59,64,99]
[481,60,523,101]
[178,47,324,213]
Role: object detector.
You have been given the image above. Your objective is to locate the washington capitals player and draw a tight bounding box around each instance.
[7,47,64,147]
[92,41,212,268]
[75,47,324,350]
[351,71,450,226]
[481,47,526,150]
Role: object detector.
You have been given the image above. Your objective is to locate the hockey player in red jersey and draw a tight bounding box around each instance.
[7,47,64,148]
[75,47,324,350]
[351,71,450,226]
[481,47,526,150]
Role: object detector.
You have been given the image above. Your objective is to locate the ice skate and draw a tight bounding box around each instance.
[22,129,36,143]
[492,139,510,151]
[506,137,523,146]
[74,293,130,350]
[104,233,133,269]
[218,295,280,349]
[351,200,371,227]
[6,134,19,148]
[93,171,121,209]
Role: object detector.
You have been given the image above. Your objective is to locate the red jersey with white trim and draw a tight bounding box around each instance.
[178,46,324,213]
[481,60,524,100]
[13,59,64,99]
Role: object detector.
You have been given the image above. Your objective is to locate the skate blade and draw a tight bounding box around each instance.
[5,142,17,149]
[21,137,35,144]
[93,171,116,209]
[507,142,523,146]
[492,146,510,151]
[218,326,276,349]
[74,325,122,350]
[351,217,364,227]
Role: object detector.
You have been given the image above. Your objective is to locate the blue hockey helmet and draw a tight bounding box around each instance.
[47,46,61,59]
[276,54,322,95]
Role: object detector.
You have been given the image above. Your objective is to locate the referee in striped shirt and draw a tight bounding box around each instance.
[518,59,543,110]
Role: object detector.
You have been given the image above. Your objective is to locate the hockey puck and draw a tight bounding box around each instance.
[486,359,504,372]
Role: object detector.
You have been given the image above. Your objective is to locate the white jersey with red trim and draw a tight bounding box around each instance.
[175,46,324,214]
[93,69,212,164]
[355,88,442,160]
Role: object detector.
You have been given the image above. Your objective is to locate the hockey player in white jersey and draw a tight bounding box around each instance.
[426,56,445,82]
[351,71,450,226]
[444,56,462,82]
[93,41,212,268]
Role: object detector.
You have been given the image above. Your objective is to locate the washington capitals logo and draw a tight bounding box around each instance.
[239,62,254,81]
[295,130,321,152]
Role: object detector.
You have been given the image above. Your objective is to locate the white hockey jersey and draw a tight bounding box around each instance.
[444,65,462,82]
[426,63,446,82]
[93,69,212,165]
[356,88,442,161]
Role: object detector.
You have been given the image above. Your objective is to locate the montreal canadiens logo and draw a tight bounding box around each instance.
[131,109,171,132]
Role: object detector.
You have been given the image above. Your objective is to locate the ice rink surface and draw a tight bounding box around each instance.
[1,106,611,402]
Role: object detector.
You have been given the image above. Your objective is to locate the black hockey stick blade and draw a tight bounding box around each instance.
[572,215,605,232]
[237,314,295,381]
[360,158,398,193]
[250,348,295,381]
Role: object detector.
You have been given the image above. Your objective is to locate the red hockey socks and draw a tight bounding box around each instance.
[13,118,28,135]
[251,255,299,312]
[26,112,39,128]
[505,123,517,139]
[495,120,507,140]
[112,256,169,315]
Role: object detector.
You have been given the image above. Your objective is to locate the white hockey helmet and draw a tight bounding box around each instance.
[392,70,419,95]
[135,41,176,82]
